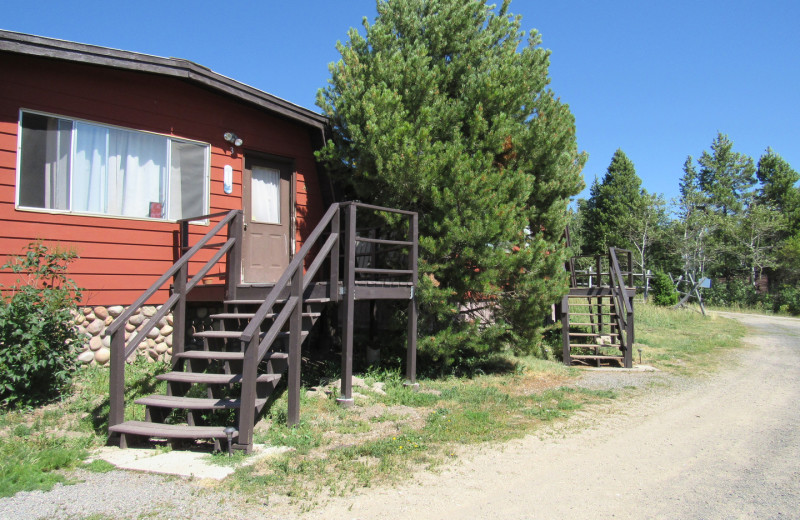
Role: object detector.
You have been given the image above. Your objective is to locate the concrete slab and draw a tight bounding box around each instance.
[578,364,658,372]
[90,444,292,480]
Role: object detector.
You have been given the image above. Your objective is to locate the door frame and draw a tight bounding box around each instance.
[241,151,296,283]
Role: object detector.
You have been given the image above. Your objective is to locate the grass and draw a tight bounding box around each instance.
[0,303,746,504]
[634,302,747,374]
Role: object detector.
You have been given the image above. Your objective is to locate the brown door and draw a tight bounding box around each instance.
[242,156,292,283]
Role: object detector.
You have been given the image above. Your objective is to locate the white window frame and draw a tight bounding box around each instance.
[15,109,211,224]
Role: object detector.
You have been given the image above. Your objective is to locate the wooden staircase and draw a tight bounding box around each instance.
[106,202,419,452]
[561,247,635,368]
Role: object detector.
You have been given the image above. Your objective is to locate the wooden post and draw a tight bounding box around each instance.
[561,295,571,366]
[328,206,340,303]
[108,330,125,436]
[405,212,419,387]
[226,211,243,301]
[236,335,258,453]
[172,263,187,361]
[288,268,303,425]
[338,203,356,407]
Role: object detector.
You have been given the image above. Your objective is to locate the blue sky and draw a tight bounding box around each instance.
[4,0,798,204]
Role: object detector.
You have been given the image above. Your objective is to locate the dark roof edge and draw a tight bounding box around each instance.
[0,29,328,130]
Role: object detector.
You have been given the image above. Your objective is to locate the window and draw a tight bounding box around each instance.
[17,111,209,221]
[250,166,281,224]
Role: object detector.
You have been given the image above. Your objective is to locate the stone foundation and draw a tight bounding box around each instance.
[73,303,221,366]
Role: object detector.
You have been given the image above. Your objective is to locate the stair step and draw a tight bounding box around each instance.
[109,421,235,440]
[568,322,619,327]
[209,312,321,320]
[568,313,618,316]
[568,332,620,337]
[224,298,331,305]
[569,344,621,348]
[173,351,289,362]
[156,372,282,384]
[193,330,309,340]
[136,395,267,410]
[570,354,625,361]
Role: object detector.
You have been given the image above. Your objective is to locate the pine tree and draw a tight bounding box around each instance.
[317,0,585,363]
[697,133,755,216]
[582,149,642,254]
[756,148,800,230]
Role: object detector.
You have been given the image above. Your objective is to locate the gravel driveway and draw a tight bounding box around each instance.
[2,312,798,519]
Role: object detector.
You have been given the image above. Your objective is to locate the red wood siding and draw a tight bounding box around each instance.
[0,53,324,305]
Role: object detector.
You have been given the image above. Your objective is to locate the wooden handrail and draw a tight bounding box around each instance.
[240,203,341,343]
[107,210,239,335]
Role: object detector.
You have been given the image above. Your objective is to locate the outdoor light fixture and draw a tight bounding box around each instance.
[223,132,243,147]
[224,426,237,456]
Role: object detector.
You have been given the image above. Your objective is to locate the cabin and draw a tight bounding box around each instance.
[0,30,419,452]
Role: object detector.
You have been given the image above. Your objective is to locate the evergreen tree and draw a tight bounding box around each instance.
[581,149,642,254]
[317,0,585,364]
[756,148,800,230]
[676,156,712,278]
[697,133,755,216]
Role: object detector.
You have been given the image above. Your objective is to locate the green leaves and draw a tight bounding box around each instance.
[0,242,83,409]
[317,0,584,366]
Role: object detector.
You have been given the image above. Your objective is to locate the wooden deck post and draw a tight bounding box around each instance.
[328,206,340,303]
[235,335,258,452]
[338,203,356,407]
[405,211,419,387]
[226,211,243,301]
[288,268,303,425]
[561,295,571,366]
[108,329,125,440]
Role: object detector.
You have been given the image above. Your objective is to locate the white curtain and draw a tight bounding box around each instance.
[73,123,166,217]
[108,129,165,217]
[73,122,108,213]
[251,166,280,223]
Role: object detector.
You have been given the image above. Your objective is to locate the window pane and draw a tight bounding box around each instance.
[73,122,108,213]
[18,113,71,210]
[169,140,206,220]
[251,166,280,223]
[107,128,166,218]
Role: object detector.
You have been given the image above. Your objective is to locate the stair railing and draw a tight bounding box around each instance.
[107,209,243,431]
[235,202,342,448]
[608,247,634,368]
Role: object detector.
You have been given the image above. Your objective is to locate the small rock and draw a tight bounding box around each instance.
[89,336,103,351]
[77,350,95,364]
[142,306,157,317]
[82,307,93,316]
[86,319,105,335]
[125,323,136,332]
[352,376,367,388]
[94,306,109,320]
[94,348,111,365]
[74,314,86,326]
[146,327,160,339]
[306,390,328,399]
[102,335,111,348]
[104,316,114,326]
[129,314,144,326]
[157,317,168,328]
[166,335,173,347]
[371,382,387,395]
[108,305,124,317]
[155,342,168,354]
[155,335,165,344]
[166,314,174,325]
[147,348,160,360]
[125,331,131,341]
[147,338,157,348]
[160,325,173,336]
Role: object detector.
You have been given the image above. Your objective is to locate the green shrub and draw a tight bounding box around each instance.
[650,272,678,306]
[0,242,82,408]
[771,285,800,315]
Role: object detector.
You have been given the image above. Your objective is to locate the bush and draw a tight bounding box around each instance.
[771,285,800,315]
[650,272,678,306]
[0,242,82,408]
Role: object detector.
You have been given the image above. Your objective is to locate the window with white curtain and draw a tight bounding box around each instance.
[251,166,280,223]
[17,111,209,221]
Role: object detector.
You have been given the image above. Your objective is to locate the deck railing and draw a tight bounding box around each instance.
[107,209,242,430]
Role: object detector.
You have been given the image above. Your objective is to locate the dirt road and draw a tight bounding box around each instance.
[303,313,800,519]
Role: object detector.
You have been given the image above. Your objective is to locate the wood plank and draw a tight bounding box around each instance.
[156,372,281,384]
[108,420,233,439]
[135,395,244,409]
